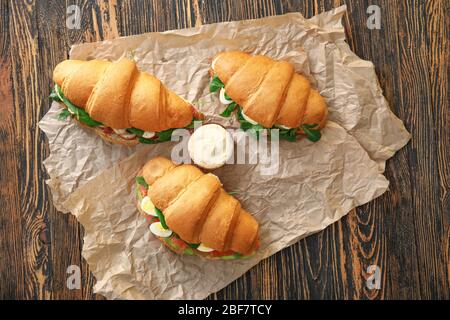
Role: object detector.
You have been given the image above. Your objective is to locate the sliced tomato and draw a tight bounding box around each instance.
[139,185,148,197]
[145,215,158,223]
[171,236,188,250]
[210,249,235,257]
[102,127,114,135]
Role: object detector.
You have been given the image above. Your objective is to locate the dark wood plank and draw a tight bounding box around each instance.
[6,0,54,299]
[118,0,198,35]
[33,0,86,300]
[334,0,416,300]
[392,0,449,299]
[0,0,27,300]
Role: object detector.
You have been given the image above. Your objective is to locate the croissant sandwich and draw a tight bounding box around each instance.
[50,58,203,145]
[135,157,260,259]
[210,51,328,142]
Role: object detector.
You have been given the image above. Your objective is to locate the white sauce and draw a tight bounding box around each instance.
[188,124,234,170]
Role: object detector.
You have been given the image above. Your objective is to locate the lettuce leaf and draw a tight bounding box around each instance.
[300,124,321,142]
[209,75,225,93]
[135,176,149,189]
[51,85,102,127]
[219,102,237,117]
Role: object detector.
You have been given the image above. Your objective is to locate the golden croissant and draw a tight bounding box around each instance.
[51,58,202,145]
[135,157,260,259]
[210,51,328,141]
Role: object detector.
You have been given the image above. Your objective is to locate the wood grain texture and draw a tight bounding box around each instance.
[0,0,25,300]
[0,0,448,300]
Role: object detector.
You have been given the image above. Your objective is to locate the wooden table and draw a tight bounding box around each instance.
[0,0,448,300]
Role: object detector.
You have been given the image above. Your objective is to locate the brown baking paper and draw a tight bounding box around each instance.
[40,5,410,299]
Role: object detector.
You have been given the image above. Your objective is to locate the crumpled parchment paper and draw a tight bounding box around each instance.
[40,5,410,299]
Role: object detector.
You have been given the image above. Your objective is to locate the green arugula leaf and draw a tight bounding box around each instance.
[185,118,202,129]
[185,122,195,129]
[251,124,264,132]
[221,253,243,260]
[236,108,265,139]
[185,121,195,129]
[219,102,237,117]
[209,75,225,93]
[224,91,232,101]
[239,121,254,131]
[127,127,145,136]
[70,103,102,127]
[54,85,102,127]
[154,207,169,229]
[156,128,174,142]
[137,127,179,144]
[238,106,300,141]
[236,107,245,122]
[135,183,143,201]
[135,176,149,189]
[300,124,321,142]
[58,108,71,121]
[277,128,298,142]
[235,106,321,142]
[49,87,62,102]
[248,125,264,139]
[187,243,200,249]
[302,123,319,129]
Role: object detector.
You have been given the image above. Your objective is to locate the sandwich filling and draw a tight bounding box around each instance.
[209,74,322,142]
[135,176,255,260]
[50,84,199,144]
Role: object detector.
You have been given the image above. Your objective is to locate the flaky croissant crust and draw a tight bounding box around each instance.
[141,157,260,255]
[53,58,195,132]
[212,51,328,130]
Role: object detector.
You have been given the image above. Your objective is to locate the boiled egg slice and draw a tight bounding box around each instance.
[219,88,233,105]
[241,110,258,125]
[112,128,136,140]
[142,131,156,139]
[274,124,292,130]
[150,222,173,238]
[140,196,158,217]
[196,243,215,252]
[112,128,128,135]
